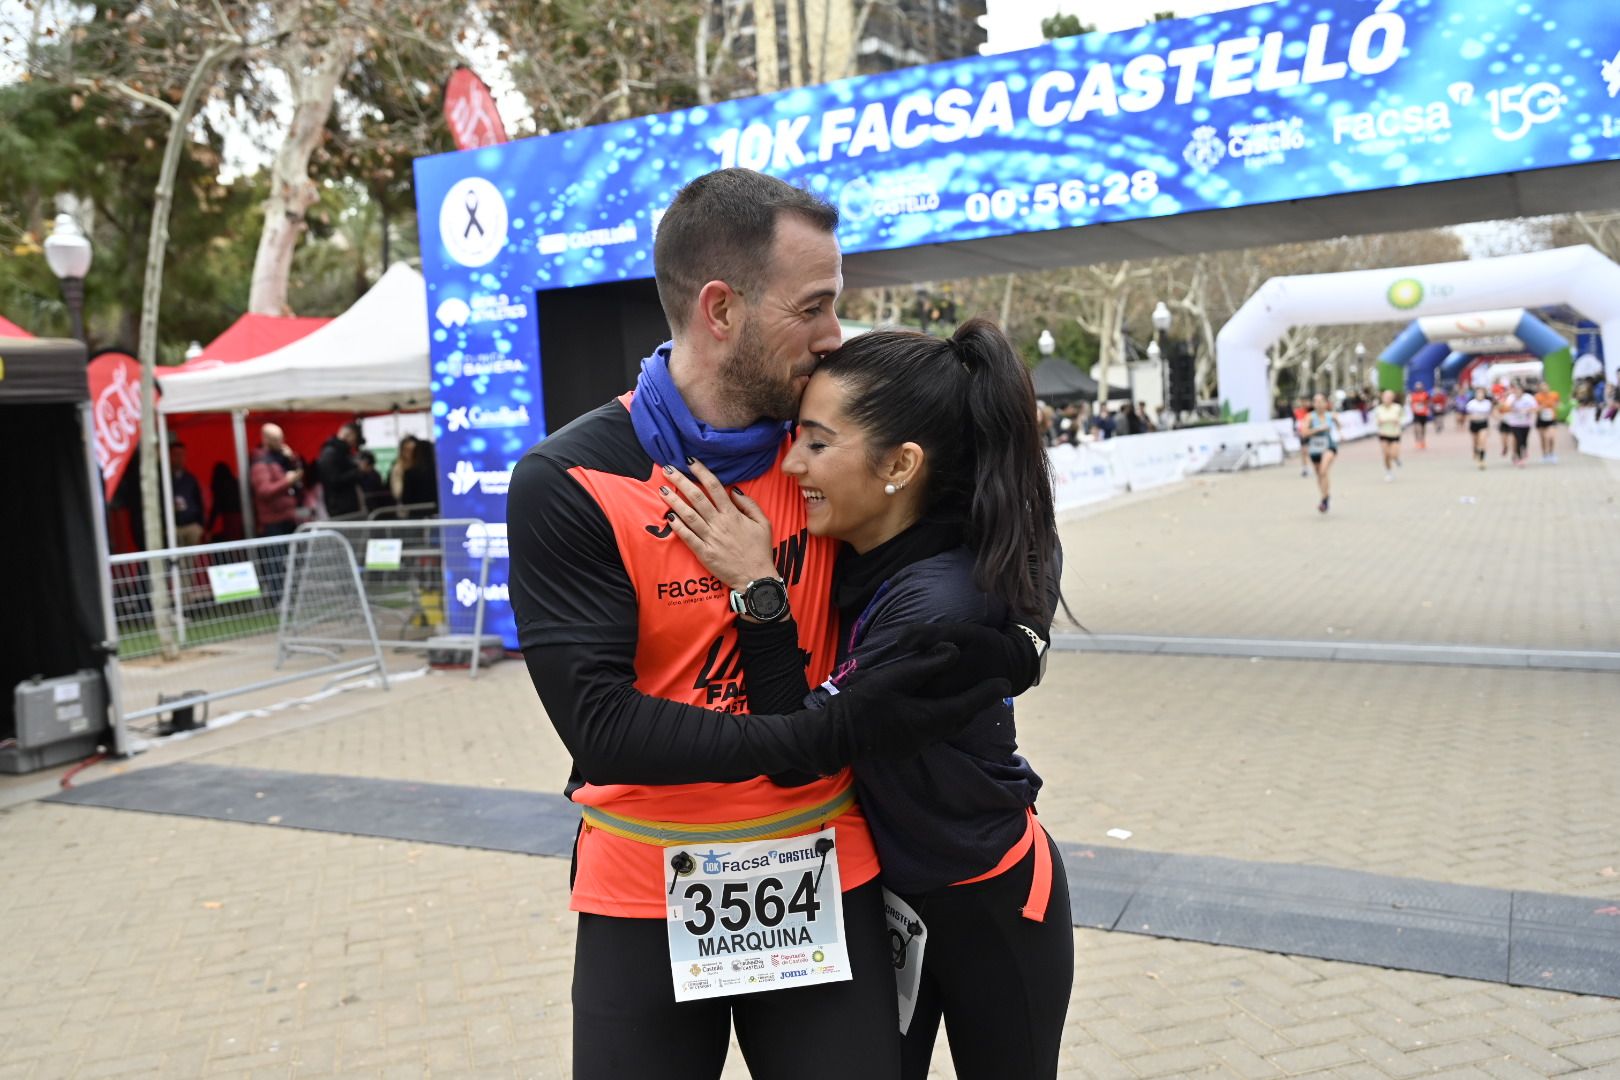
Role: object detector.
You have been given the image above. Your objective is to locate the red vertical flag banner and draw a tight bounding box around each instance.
[443,67,508,151]
[86,351,143,500]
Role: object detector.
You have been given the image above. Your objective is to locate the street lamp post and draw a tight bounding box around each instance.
[1037,329,1055,359]
[43,212,93,345]
[1151,300,1172,423]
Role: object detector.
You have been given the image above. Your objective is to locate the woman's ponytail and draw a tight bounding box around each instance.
[950,318,1057,619]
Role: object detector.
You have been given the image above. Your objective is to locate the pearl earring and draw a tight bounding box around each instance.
[884,483,897,496]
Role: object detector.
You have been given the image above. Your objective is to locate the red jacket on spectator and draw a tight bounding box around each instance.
[250,449,301,529]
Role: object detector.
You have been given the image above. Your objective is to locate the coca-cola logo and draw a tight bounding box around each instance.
[86,352,143,498]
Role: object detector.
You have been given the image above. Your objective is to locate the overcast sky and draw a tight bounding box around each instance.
[981,0,1264,54]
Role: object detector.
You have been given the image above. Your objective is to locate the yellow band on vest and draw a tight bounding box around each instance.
[579,787,856,846]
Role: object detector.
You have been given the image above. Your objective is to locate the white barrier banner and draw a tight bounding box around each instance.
[1047,442,1123,511]
[1048,420,1285,513]
[1570,412,1620,460]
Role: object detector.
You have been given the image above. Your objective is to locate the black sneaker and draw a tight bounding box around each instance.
[1318,497,1329,513]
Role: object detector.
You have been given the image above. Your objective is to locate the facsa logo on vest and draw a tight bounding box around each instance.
[656,575,725,603]
[454,578,510,608]
[447,460,513,496]
[446,404,530,432]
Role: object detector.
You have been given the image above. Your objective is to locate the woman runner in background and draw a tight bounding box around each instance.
[1506,382,1537,467]
[1535,380,1560,464]
[1409,381,1432,449]
[1301,393,1339,513]
[1374,389,1403,481]
[1496,385,1515,458]
[1465,386,1493,470]
[659,318,1072,1080]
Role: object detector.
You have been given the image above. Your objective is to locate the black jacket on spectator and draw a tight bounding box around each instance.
[315,436,363,518]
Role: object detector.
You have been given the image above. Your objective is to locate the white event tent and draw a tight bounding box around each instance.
[154,262,433,544]
[159,262,431,415]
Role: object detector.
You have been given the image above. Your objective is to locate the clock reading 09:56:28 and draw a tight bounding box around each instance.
[963,172,1161,223]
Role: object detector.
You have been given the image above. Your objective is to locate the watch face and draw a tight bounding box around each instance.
[748,580,788,620]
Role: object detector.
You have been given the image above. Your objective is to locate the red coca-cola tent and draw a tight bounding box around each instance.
[85,315,355,553]
[0,314,32,338]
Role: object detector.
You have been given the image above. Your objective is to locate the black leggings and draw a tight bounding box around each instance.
[899,833,1074,1080]
[572,880,901,1080]
[1511,425,1531,459]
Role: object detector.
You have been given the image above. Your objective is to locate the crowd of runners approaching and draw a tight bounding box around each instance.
[1289,377,1564,514]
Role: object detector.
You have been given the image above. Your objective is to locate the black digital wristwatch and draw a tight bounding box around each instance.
[729,577,790,622]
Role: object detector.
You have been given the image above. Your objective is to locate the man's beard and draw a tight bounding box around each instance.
[717,316,801,424]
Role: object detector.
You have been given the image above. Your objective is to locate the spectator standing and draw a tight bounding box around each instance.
[388,434,418,505]
[250,423,304,602]
[357,450,392,513]
[1135,400,1156,433]
[167,437,206,546]
[249,423,303,538]
[206,462,244,542]
[400,439,439,516]
[315,421,365,519]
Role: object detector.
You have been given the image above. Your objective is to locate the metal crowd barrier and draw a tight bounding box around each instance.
[108,530,388,731]
[366,501,438,520]
[291,518,493,677]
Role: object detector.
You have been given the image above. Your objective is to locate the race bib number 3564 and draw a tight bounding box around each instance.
[665,828,850,1002]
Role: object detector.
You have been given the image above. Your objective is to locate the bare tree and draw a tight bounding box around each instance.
[25,0,272,654]
[247,3,368,315]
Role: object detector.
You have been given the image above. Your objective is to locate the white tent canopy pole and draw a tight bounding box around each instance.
[1216,245,1620,421]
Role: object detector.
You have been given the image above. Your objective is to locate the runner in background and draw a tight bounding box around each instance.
[1535,380,1560,464]
[1409,381,1432,449]
[1465,386,1493,470]
[1496,383,1515,458]
[1301,392,1339,513]
[1506,381,1537,467]
[1374,389,1403,482]
[1292,396,1311,477]
[1430,386,1448,434]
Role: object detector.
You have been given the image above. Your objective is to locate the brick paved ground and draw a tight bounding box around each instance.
[2,428,1617,1078]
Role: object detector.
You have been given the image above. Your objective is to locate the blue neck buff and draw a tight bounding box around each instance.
[628,342,791,486]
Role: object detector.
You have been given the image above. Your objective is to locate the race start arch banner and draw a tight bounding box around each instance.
[415,0,1620,647]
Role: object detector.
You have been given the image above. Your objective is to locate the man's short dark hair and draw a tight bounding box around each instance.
[654,168,838,334]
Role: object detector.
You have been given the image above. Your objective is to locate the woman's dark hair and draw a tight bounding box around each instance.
[209,462,240,512]
[817,317,1059,620]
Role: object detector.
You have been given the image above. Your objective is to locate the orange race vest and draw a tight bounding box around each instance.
[562,397,879,918]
